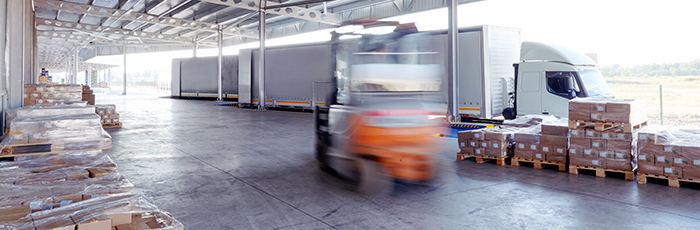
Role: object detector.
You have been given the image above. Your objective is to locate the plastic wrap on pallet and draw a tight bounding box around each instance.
[2,192,183,230]
[503,115,558,128]
[23,84,83,107]
[637,126,700,179]
[568,98,647,124]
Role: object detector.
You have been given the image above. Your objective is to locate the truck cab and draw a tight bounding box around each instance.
[505,42,613,118]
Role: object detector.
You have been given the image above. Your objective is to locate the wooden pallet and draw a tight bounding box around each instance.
[637,173,700,188]
[0,139,110,158]
[456,152,509,166]
[568,120,647,133]
[102,122,123,128]
[569,165,634,181]
[511,157,566,172]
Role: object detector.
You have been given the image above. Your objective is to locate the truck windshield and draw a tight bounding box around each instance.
[579,69,613,98]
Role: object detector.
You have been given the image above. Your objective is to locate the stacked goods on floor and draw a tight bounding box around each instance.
[510,120,568,172]
[23,84,82,106]
[457,126,517,165]
[0,152,184,229]
[1,102,111,156]
[567,98,647,181]
[96,104,122,128]
[83,85,96,105]
[637,127,700,187]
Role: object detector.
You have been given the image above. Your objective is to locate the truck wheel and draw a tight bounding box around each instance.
[502,107,516,120]
[357,158,393,197]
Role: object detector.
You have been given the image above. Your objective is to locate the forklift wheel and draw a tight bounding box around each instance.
[502,107,516,120]
[357,158,393,197]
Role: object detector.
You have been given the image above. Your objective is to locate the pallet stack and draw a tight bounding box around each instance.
[457,126,517,166]
[96,104,122,128]
[567,98,647,181]
[23,84,82,106]
[637,127,700,187]
[83,85,96,105]
[511,123,567,172]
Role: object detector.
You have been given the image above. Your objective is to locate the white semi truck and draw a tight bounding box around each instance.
[171,25,613,120]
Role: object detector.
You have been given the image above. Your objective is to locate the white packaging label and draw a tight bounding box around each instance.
[571,149,578,154]
[602,133,611,138]
[595,105,605,112]
[592,142,601,148]
[557,148,565,154]
[460,142,466,147]
[664,167,673,173]
[664,146,673,152]
[476,149,482,154]
[470,142,477,147]
[519,144,525,149]
[493,143,499,148]
[694,160,700,165]
[657,156,665,162]
[60,200,73,207]
[616,153,624,158]
[584,149,592,155]
[481,142,488,148]
[592,160,599,165]
[639,155,647,160]
[536,154,543,159]
[530,145,537,150]
[474,133,481,138]
[29,201,42,210]
[586,130,595,136]
[542,147,549,152]
[600,151,609,157]
[617,133,627,140]
[571,130,579,136]
[674,158,683,164]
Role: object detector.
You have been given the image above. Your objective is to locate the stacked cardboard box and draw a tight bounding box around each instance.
[96,104,121,126]
[83,85,96,105]
[568,98,644,171]
[458,126,516,159]
[0,153,184,229]
[637,127,700,180]
[23,84,82,106]
[1,103,111,152]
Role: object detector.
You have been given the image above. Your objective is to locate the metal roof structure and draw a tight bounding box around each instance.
[34,0,481,72]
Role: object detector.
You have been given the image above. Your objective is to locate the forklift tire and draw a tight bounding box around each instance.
[357,158,392,197]
[502,107,516,120]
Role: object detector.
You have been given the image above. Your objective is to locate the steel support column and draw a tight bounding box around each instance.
[122,44,127,95]
[447,0,459,122]
[258,3,267,110]
[73,47,79,84]
[217,26,223,101]
[87,64,92,86]
[193,42,198,57]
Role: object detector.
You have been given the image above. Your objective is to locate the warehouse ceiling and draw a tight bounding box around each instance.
[35,0,481,71]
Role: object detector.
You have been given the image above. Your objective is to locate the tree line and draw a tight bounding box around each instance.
[601,59,700,77]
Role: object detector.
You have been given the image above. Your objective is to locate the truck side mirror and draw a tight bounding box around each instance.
[565,76,576,99]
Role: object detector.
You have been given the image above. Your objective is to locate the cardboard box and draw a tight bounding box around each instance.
[637,154,653,164]
[485,148,509,158]
[474,148,485,156]
[614,151,631,160]
[640,143,664,156]
[533,153,546,160]
[471,131,484,140]
[585,130,601,139]
[591,158,606,168]
[598,150,614,159]
[590,139,606,149]
[541,123,569,136]
[0,206,31,222]
[662,145,682,155]
[569,148,582,158]
[547,154,566,163]
[514,149,533,159]
[655,154,672,166]
[607,158,632,171]
[540,135,567,147]
[514,133,540,144]
[554,146,567,155]
[54,194,82,208]
[88,168,112,178]
[638,163,663,175]
[528,143,539,152]
[516,143,527,150]
[569,99,591,121]
[479,141,489,149]
[583,149,598,158]
[469,140,479,148]
[670,153,691,168]
[540,145,552,154]
[663,166,682,178]
[76,215,112,230]
[607,140,632,152]
[606,99,647,124]
[570,155,591,166]
[681,146,700,167]
[683,168,700,180]
[569,137,590,149]
[569,129,585,138]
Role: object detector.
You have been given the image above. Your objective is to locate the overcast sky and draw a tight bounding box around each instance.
[88,0,700,72]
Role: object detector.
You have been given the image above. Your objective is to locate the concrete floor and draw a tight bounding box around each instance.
[99,93,700,229]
